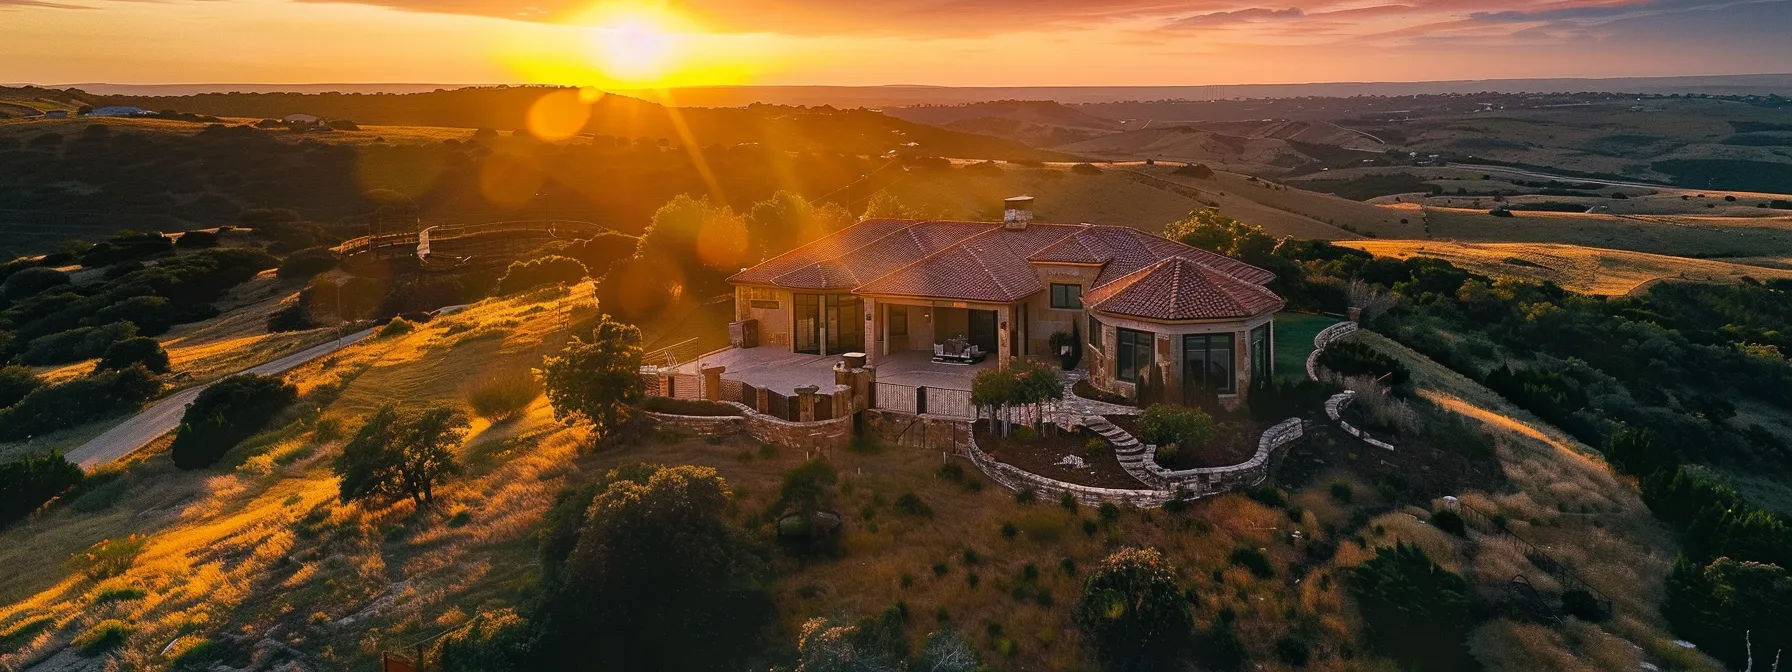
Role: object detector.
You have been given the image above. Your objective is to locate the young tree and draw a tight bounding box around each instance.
[860,190,920,221]
[333,404,468,505]
[1074,547,1192,670]
[541,314,644,440]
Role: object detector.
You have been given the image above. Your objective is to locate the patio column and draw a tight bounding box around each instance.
[997,304,1014,369]
[701,365,725,402]
[795,385,818,422]
[864,296,880,365]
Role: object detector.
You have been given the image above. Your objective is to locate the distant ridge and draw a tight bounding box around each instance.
[12,83,482,95]
[9,73,1790,106]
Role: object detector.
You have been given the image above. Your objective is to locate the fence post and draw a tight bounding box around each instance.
[918,386,928,416]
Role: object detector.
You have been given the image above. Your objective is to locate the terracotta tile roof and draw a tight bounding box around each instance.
[855,224,1082,301]
[729,217,1282,320]
[1084,257,1285,321]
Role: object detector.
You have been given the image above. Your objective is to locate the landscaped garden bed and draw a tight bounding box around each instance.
[643,397,745,416]
[972,421,1145,490]
[1106,412,1259,469]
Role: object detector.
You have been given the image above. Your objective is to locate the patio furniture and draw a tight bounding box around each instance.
[932,336,987,364]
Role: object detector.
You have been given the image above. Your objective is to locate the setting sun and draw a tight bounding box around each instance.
[592,17,676,83]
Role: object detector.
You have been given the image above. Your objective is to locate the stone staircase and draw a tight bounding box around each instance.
[1083,415,1160,487]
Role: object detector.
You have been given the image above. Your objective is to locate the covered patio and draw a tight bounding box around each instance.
[679,347,995,396]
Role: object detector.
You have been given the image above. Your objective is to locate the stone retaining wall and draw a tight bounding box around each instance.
[962,430,1175,508]
[641,410,744,437]
[862,409,969,453]
[1324,391,1396,451]
[1138,417,1306,496]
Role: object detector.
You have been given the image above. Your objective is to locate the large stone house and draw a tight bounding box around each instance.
[725,197,1285,404]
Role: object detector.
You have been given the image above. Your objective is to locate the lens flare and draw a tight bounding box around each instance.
[526,88,595,141]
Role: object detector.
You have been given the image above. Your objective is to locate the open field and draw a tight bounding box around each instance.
[1422,206,1792,258]
[1337,239,1792,295]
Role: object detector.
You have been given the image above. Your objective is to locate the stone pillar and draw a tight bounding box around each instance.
[701,365,726,402]
[796,385,819,422]
[997,304,1014,369]
[833,384,852,418]
[834,360,876,412]
[864,297,879,366]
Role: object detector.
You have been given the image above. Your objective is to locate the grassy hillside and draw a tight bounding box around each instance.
[1337,239,1792,295]
[0,282,1717,670]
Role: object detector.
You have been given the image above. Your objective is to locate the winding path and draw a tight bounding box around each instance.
[62,326,377,470]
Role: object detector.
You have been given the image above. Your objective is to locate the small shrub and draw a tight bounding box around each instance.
[464,370,543,420]
[1000,522,1018,539]
[1229,547,1275,578]
[1070,163,1103,175]
[1060,492,1077,511]
[1274,636,1310,666]
[94,585,148,603]
[895,492,933,517]
[377,318,416,339]
[73,619,134,654]
[1014,488,1036,505]
[71,534,147,579]
[1098,502,1120,523]
[1138,404,1214,450]
[1562,589,1608,622]
[1329,482,1354,504]
[1430,509,1467,536]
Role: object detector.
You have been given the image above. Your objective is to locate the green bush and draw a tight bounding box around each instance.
[0,366,160,441]
[88,295,177,336]
[176,229,220,248]
[1137,404,1214,449]
[1,266,70,300]
[0,365,44,408]
[170,374,299,469]
[1349,543,1477,670]
[0,452,84,526]
[1073,548,1190,669]
[96,336,170,373]
[895,492,933,517]
[377,318,416,339]
[17,321,138,365]
[437,610,532,671]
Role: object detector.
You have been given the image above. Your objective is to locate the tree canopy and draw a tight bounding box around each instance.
[541,314,644,440]
[333,404,468,505]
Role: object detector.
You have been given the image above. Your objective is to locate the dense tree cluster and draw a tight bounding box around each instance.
[0,452,84,527]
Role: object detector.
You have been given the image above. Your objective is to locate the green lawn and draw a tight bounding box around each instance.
[1274,312,1342,381]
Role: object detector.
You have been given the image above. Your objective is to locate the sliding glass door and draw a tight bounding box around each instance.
[793,293,863,355]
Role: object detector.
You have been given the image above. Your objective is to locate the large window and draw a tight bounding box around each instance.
[1116,328,1154,382]
[1050,283,1083,309]
[794,293,863,355]
[1182,333,1236,394]
[1250,324,1272,387]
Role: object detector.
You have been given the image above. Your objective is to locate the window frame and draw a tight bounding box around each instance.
[1249,323,1272,386]
[1050,283,1083,310]
[1182,333,1237,394]
[1116,328,1153,383]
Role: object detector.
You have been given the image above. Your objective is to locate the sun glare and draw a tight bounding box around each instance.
[595,16,675,83]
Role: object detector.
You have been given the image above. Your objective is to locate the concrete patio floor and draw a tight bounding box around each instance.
[682,347,993,395]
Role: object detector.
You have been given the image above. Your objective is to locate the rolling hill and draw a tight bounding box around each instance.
[884,100,1122,146]
[1338,239,1792,295]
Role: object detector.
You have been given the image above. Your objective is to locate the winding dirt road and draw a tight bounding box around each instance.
[63,326,377,470]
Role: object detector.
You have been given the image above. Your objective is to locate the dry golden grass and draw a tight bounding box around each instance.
[1337,239,1792,295]
[1350,330,1722,672]
[1424,206,1792,258]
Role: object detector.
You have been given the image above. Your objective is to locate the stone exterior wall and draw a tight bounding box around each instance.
[734,402,853,452]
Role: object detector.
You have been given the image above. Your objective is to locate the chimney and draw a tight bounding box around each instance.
[1003,195,1034,230]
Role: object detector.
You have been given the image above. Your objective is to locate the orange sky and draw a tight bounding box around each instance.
[3,0,1789,86]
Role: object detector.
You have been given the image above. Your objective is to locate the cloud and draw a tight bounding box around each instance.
[1163,6,1304,27]
[0,0,92,7]
[1470,0,1786,23]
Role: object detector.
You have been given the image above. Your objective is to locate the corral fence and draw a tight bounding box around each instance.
[1448,498,1615,616]
[873,381,974,419]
